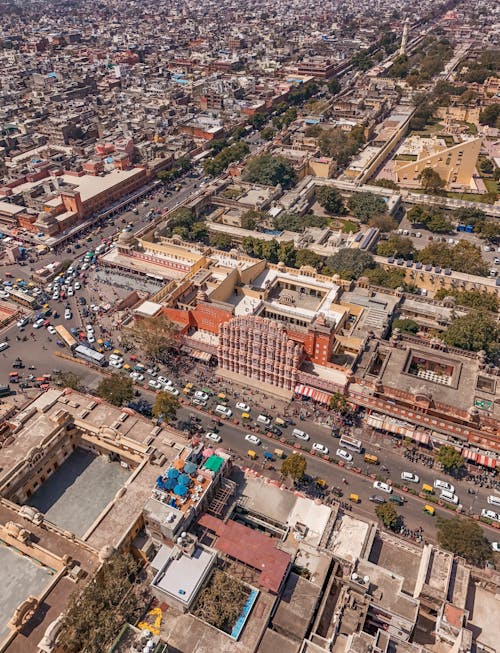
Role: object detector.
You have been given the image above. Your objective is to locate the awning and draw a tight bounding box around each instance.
[476,454,497,469]
[294,385,332,404]
[461,448,478,461]
[412,431,430,445]
[295,384,315,398]
[191,350,211,362]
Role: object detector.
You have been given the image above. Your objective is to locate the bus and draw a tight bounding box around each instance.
[55,324,77,350]
[339,434,363,453]
[7,288,39,309]
[74,344,106,367]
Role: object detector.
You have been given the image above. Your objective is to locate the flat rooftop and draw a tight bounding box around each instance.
[328,515,370,563]
[368,535,422,596]
[27,448,130,537]
[0,544,54,642]
[152,546,215,606]
[100,247,186,280]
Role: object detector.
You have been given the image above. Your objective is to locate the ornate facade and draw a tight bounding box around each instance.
[218,316,303,390]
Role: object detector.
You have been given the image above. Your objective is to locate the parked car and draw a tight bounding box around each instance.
[401,471,420,484]
[148,380,162,390]
[205,432,222,443]
[372,481,393,494]
[434,479,455,494]
[369,495,386,504]
[245,434,261,446]
[312,442,329,455]
[215,404,232,418]
[336,448,353,462]
[481,509,500,522]
[235,402,250,412]
[64,309,72,320]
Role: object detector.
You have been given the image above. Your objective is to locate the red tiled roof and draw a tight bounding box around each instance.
[198,513,290,593]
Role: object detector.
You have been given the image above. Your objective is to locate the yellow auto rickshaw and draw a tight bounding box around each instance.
[274,448,284,459]
[241,412,250,420]
[183,382,194,395]
[316,478,326,488]
[422,483,434,495]
[349,493,360,503]
[247,450,257,460]
[364,453,379,464]
[275,417,286,427]
[423,504,435,516]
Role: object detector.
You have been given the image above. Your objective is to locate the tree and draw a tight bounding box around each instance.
[348,192,388,222]
[415,240,488,276]
[203,141,249,176]
[209,232,233,250]
[377,236,415,258]
[442,311,500,355]
[59,552,144,653]
[192,570,250,633]
[243,154,297,189]
[96,376,134,407]
[365,266,406,289]
[370,178,399,190]
[260,126,276,141]
[281,453,307,481]
[375,503,399,530]
[325,248,375,280]
[424,212,452,233]
[53,370,82,390]
[434,288,499,312]
[316,186,345,215]
[188,221,208,242]
[328,77,341,95]
[479,104,500,128]
[126,315,178,361]
[152,392,179,422]
[435,445,464,473]
[437,517,492,565]
[368,215,398,232]
[392,318,419,334]
[479,158,494,175]
[419,167,445,193]
[329,392,349,414]
[295,249,323,269]
[319,127,364,168]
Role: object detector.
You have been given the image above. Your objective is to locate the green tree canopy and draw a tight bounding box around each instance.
[318,127,365,167]
[368,215,398,232]
[281,453,307,481]
[364,266,406,289]
[329,392,350,414]
[96,376,134,407]
[295,249,323,269]
[370,178,399,190]
[479,104,500,128]
[442,311,500,355]
[434,288,499,312]
[260,126,276,141]
[53,370,81,390]
[348,192,388,222]
[126,315,178,361]
[209,232,233,250]
[415,240,488,276]
[192,570,250,633]
[375,503,399,530]
[435,445,465,473]
[392,318,419,334]
[437,517,492,565]
[325,248,375,279]
[316,186,345,214]
[328,77,341,95]
[204,141,249,176]
[152,391,179,422]
[243,154,297,189]
[419,167,445,193]
[377,236,415,258]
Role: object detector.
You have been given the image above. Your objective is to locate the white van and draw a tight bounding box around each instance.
[434,479,455,494]
[487,495,500,507]
[256,414,271,426]
[0,342,9,352]
[440,490,459,505]
[215,405,232,418]
[292,428,310,441]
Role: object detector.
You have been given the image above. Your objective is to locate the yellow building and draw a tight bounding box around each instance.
[395,137,481,190]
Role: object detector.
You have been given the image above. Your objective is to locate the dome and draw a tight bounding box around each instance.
[99,545,115,562]
[118,230,136,245]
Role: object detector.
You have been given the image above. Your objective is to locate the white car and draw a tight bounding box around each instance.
[87,334,96,344]
[164,387,179,396]
[434,479,455,494]
[312,442,329,455]
[372,481,393,494]
[215,404,232,418]
[52,292,59,301]
[440,490,459,505]
[109,353,123,363]
[194,390,209,401]
[336,448,353,462]
[148,380,162,390]
[33,318,45,329]
[157,376,169,386]
[130,372,144,382]
[109,359,123,369]
[17,317,29,328]
[0,290,10,299]
[401,471,420,484]
[491,542,500,552]
[205,432,222,443]
[235,402,250,412]
[74,281,81,290]
[482,509,500,522]
[67,286,74,296]
[47,325,57,335]
[245,434,261,446]
[64,309,72,320]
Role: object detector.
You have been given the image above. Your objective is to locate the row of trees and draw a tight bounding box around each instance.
[203,141,249,177]
[242,154,297,189]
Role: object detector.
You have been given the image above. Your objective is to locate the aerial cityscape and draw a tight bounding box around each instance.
[0,0,499,651]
